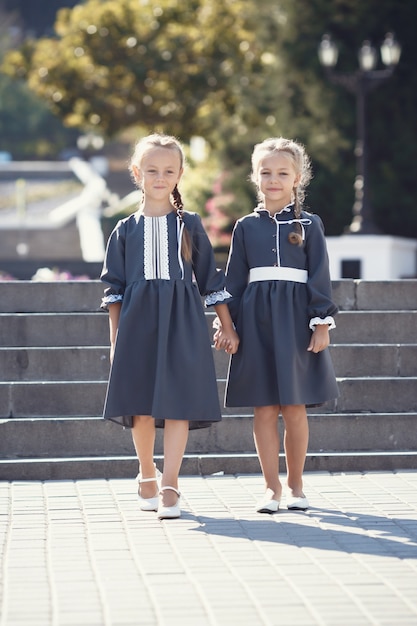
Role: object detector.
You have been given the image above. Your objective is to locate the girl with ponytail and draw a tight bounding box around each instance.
[215,137,338,514]
[101,133,239,519]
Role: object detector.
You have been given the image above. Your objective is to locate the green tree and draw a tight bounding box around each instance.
[280,0,417,237]
[0,8,78,158]
[4,0,279,139]
[2,0,304,219]
[0,72,79,158]
[3,0,416,238]
[210,0,417,237]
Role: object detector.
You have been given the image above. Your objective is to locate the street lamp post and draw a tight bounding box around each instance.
[318,33,401,234]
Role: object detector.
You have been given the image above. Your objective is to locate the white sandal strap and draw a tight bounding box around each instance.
[160,486,180,497]
[136,464,161,484]
[138,476,158,484]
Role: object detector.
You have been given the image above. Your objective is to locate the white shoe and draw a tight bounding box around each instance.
[255,497,280,514]
[136,466,160,512]
[157,486,181,520]
[287,495,309,510]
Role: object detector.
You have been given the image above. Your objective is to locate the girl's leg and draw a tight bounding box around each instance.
[281,404,309,497]
[131,414,157,498]
[253,405,282,500]
[161,419,189,506]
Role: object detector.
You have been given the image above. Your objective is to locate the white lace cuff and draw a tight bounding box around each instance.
[309,316,336,330]
[101,294,123,309]
[205,289,233,307]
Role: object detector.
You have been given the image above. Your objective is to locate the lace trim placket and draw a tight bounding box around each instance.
[143,215,170,280]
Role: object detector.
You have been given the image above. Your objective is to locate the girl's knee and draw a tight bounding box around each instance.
[133,414,154,426]
[254,405,280,424]
[281,405,307,422]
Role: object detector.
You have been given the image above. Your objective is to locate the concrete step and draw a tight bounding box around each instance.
[328,344,417,378]
[1,279,415,480]
[339,279,417,311]
[0,312,108,347]
[1,377,416,418]
[1,279,417,313]
[0,346,110,381]
[0,280,104,313]
[1,413,416,459]
[332,310,417,343]
[1,450,416,481]
[1,344,416,381]
[214,344,417,379]
[1,309,416,347]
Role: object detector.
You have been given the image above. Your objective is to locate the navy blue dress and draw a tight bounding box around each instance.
[224,204,339,408]
[100,210,229,429]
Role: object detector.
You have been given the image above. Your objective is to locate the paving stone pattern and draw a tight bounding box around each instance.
[1,471,417,626]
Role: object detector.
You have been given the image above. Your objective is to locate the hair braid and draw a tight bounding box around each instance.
[288,187,303,246]
[172,185,192,262]
[172,185,183,212]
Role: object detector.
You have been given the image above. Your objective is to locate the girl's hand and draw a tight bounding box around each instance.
[307,324,330,353]
[214,327,240,354]
[213,328,222,349]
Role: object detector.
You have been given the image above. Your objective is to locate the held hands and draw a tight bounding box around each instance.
[307,324,330,353]
[214,326,240,355]
[212,304,240,354]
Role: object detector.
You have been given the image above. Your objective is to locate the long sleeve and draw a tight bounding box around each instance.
[100,220,126,309]
[224,220,250,323]
[186,213,231,302]
[305,215,338,321]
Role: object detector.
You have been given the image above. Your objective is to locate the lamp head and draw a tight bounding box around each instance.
[318,34,338,68]
[380,33,401,67]
[358,41,377,71]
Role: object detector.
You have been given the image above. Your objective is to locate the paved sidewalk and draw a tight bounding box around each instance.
[1,471,417,626]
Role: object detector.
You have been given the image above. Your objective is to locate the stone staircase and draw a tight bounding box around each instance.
[0,279,416,480]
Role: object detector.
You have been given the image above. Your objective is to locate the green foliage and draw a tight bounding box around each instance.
[0,72,78,158]
[2,0,417,238]
[0,10,78,158]
[4,0,280,139]
[180,154,218,217]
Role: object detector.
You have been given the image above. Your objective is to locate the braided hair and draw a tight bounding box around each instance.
[251,137,312,246]
[172,184,192,262]
[129,133,192,261]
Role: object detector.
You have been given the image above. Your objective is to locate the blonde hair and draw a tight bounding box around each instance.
[130,133,192,261]
[251,137,312,245]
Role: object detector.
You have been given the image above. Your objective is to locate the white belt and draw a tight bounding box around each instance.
[249,266,308,284]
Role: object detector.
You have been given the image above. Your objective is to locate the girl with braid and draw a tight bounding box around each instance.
[101,133,239,519]
[214,137,338,514]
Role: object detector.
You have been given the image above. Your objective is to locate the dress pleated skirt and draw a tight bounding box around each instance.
[225,281,339,408]
[103,278,222,429]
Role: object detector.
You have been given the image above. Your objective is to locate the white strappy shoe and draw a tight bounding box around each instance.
[136,466,160,512]
[157,486,181,520]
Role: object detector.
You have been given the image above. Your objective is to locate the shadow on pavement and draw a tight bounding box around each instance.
[183,508,417,559]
